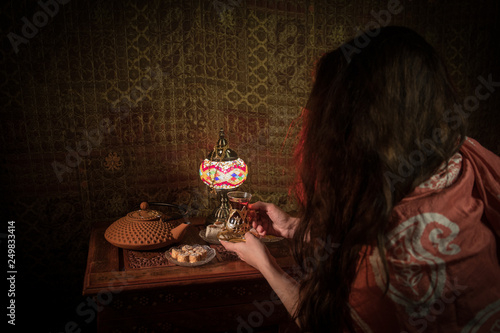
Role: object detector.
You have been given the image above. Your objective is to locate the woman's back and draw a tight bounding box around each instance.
[351,137,500,332]
[292,26,500,332]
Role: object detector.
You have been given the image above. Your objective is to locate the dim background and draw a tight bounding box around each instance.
[1,0,499,331]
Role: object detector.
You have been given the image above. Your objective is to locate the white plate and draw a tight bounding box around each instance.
[260,234,284,243]
[199,227,284,244]
[165,244,216,267]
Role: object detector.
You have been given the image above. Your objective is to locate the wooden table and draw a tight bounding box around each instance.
[83,217,298,332]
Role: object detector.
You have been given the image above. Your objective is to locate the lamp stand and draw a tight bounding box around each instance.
[205,189,231,226]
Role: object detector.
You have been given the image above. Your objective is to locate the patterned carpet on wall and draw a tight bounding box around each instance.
[0,0,498,331]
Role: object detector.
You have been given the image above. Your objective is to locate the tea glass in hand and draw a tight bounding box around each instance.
[223,191,252,242]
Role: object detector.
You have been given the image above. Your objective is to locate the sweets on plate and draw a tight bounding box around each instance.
[195,247,207,259]
[189,252,201,263]
[171,248,181,259]
[171,245,208,263]
[205,224,223,239]
[177,253,189,262]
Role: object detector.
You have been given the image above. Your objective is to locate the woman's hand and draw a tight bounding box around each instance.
[220,232,275,271]
[248,201,298,239]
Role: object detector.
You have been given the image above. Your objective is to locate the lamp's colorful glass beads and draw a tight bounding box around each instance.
[199,158,248,189]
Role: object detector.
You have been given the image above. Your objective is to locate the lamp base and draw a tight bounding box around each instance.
[205,189,230,226]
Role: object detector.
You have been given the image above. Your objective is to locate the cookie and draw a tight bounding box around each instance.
[189,252,201,263]
[177,253,189,262]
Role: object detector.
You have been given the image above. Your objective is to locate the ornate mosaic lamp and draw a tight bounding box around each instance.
[200,128,248,225]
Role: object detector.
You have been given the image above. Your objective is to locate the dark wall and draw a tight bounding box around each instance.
[1,0,499,331]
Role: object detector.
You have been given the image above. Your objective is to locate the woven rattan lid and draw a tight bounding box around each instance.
[104,202,189,250]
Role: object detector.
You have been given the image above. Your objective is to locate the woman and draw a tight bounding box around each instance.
[221,26,500,332]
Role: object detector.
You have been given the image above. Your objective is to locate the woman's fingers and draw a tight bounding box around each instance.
[220,233,271,270]
[244,231,257,241]
[220,240,238,252]
[255,224,266,235]
[248,201,267,210]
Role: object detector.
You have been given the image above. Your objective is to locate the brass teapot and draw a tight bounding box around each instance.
[104,202,190,250]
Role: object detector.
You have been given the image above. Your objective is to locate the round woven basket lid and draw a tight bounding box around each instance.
[104,202,187,250]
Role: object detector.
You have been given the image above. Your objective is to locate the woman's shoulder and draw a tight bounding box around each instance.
[460,137,500,165]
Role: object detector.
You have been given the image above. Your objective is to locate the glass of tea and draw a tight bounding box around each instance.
[223,191,252,241]
[227,191,251,210]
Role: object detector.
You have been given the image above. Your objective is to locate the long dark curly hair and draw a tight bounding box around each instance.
[291,26,466,332]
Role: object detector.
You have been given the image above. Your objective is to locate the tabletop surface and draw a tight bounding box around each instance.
[82,217,295,295]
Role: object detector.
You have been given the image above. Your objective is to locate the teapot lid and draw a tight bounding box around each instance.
[126,202,163,222]
[104,201,187,251]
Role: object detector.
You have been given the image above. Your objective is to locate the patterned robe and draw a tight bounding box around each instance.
[351,137,500,333]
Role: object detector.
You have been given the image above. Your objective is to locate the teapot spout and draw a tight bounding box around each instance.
[171,221,190,240]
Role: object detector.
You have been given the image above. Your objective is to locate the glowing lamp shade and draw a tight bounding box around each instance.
[200,128,248,225]
[199,158,247,190]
